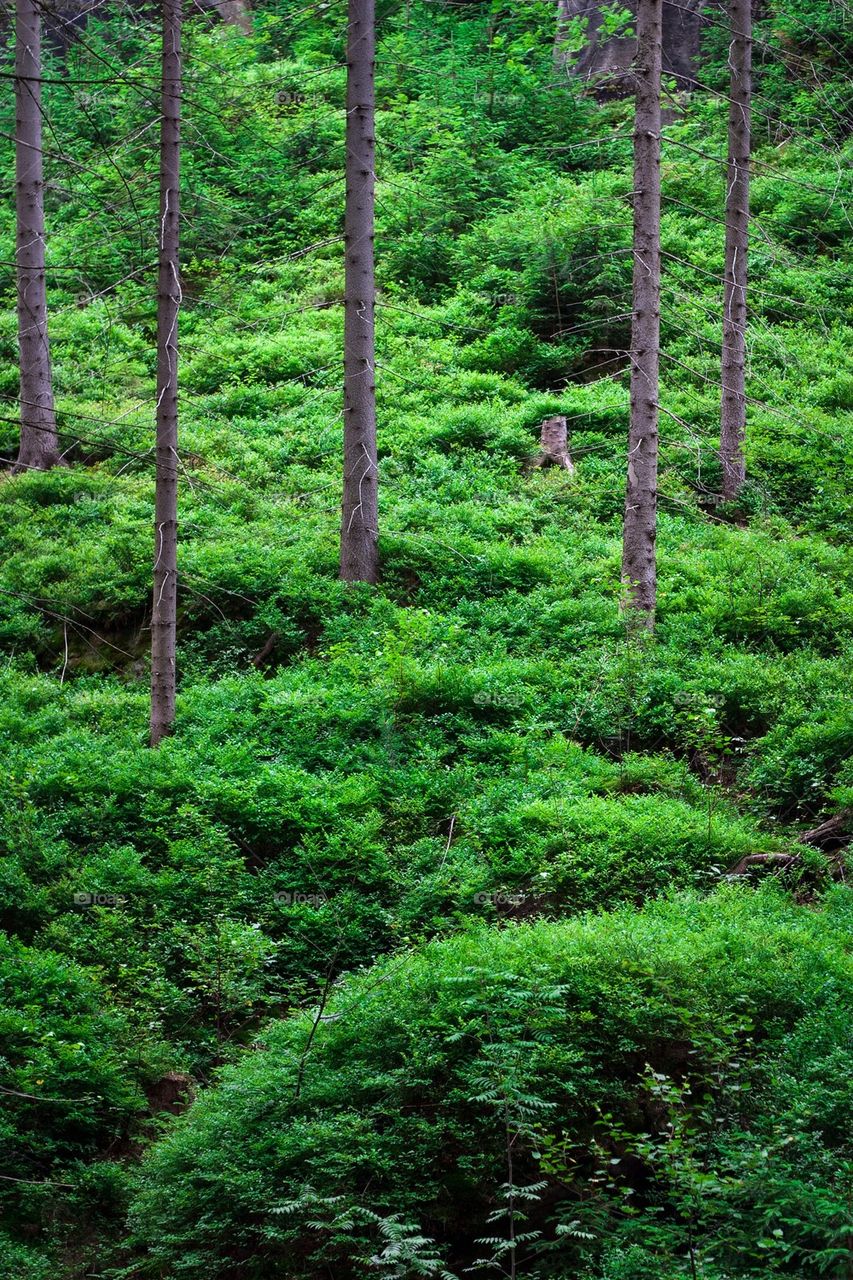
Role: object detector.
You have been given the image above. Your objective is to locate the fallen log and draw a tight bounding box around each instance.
[726,852,798,876]
[801,809,851,851]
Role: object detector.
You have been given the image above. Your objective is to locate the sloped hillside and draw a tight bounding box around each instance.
[0,1,850,1276]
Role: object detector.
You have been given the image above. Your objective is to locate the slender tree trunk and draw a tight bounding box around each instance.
[621,0,662,626]
[150,0,182,747]
[719,0,751,500]
[554,0,570,55]
[13,0,61,474]
[340,0,378,584]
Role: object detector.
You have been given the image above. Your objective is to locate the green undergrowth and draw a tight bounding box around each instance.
[0,0,850,1275]
[127,886,853,1279]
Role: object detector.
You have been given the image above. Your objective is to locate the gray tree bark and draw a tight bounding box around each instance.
[719,0,751,500]
[534,416,575,472]
[621,0,662,626]
[13,0,61,474]
[339,0,379,584]
[150,0,182,747]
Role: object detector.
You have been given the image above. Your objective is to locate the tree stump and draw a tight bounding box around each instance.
[533,415,575,472]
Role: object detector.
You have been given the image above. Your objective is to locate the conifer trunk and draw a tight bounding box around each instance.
[621,0,662,625]
[13,0,61,474]
[150,0,182,747]
[719,0,751,500]
[340,0,379,584]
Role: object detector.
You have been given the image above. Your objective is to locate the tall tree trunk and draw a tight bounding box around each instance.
[719,0,751,500]
[340,0,378,584]
[150,0,182,747]
[554,0,567,58]
[621,0,662,626]
[13,0,61,474]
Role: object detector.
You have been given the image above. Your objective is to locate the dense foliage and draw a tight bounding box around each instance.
[128,887,853,1279]
[0,0,850,1276]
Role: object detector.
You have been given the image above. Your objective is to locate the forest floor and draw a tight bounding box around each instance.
[0,2,851,1277]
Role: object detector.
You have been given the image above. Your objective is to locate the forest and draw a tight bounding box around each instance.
[0,0,851,1275]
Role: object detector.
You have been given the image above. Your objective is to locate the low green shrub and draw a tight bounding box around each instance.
[126,887,853,1279]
